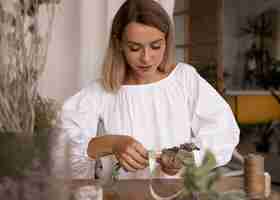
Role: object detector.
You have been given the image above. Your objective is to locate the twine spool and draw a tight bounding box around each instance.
[244,154,265,199]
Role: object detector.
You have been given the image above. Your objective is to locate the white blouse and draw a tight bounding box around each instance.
[58,63,240,179]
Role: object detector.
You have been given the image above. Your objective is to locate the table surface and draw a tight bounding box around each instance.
[72,176,280,200]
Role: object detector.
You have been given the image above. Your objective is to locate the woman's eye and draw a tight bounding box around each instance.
[151,42,161,50]
[128,45,141,52]
[151,45,161,50]
[129,47,140,52]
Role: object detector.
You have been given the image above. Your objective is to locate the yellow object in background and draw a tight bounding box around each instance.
[225,91,280,124]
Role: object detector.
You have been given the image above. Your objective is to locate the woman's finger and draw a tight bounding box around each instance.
[159,151,182,169]
[161,167,180,176]
[157,155,182,176]
[126,146,148,166]
[119,157,137,172]
[133,142,148,159]
[121,153,147,169]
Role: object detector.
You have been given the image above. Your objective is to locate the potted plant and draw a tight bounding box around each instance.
[178,150,246,200]
[147,145,247,200]
[111,145,247,200]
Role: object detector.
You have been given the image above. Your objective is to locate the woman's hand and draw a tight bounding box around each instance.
[157,150,183,176]
[112,135,148,172]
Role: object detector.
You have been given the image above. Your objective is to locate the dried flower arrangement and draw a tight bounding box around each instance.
[0,0,60,135]
[0,0,61,199]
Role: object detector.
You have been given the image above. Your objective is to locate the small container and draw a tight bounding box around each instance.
[73,185,103,200]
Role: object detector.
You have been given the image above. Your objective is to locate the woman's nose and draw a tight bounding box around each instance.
[140,48,151,63]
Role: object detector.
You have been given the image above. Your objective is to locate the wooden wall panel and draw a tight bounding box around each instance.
[186,0,224,92]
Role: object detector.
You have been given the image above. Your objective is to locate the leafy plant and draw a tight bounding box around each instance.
[111,148,247,200]
[240,14,272,38]
[178,150,247,200]
[194,63,217,88]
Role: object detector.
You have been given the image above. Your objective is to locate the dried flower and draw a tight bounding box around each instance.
[0,0,60,135]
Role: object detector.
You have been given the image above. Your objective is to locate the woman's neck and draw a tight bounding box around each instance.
[124,70,167,85]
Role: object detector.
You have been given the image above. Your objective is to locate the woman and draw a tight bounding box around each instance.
[60,0,240,179]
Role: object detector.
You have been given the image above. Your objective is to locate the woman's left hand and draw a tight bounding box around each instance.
[157,150,183,176]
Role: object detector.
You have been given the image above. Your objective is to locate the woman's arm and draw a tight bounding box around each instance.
[87,135,149,172]
[55,86,102,179]
[87,135,117,158]
[185,65,240,167]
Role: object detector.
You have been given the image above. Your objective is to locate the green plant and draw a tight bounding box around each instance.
[178,150,247,200]
[194,63,217,88]
[112,147,247,200]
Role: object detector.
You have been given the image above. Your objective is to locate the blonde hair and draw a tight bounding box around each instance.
[102,0,175,93]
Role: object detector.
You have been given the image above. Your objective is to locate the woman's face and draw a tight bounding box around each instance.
[121,22,166,80]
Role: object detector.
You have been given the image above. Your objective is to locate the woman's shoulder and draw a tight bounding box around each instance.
[85,79,107,95]
[175,62,197,74]
[173,62,199,82]
[63,79,108,111]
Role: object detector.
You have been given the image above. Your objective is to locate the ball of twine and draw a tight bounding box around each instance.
[244,154,265,199]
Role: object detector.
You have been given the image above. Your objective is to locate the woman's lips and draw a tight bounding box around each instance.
[138,65,152,69]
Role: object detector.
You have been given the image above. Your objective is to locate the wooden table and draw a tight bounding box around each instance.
[72,176,280,200]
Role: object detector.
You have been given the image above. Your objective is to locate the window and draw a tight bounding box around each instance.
[174,0,224,91]
[174,0,189,63]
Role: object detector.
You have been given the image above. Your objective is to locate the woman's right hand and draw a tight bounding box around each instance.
[112,135,148,172]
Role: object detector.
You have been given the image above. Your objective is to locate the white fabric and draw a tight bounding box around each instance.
[59,63,240,179]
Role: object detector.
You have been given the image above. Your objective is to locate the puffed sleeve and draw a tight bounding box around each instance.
[53,84,102,179]
[184,64,240,167]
